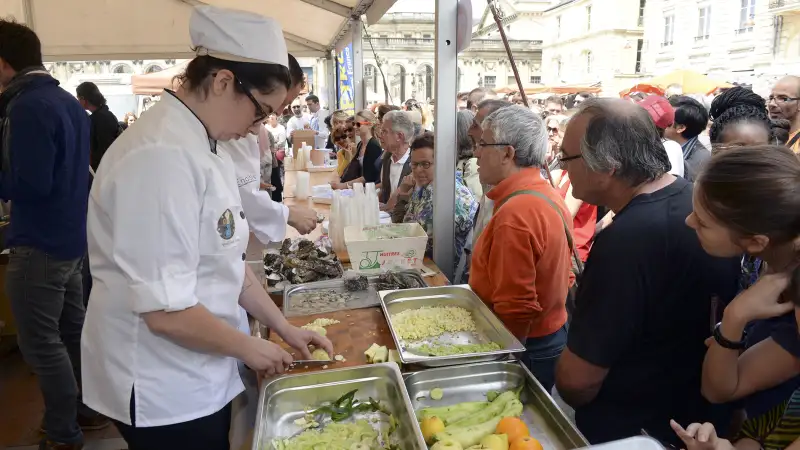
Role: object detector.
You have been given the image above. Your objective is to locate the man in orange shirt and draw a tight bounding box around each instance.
[469,104,573,393]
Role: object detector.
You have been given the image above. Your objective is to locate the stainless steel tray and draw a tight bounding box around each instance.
[283,270,425,317]
[404,361,588,450]
[379,285,525,367]
[253,363,427,450]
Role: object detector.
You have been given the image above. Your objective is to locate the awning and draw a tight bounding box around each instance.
[620,70,733,97]
[3,0,396,60]
[131,61,189,95]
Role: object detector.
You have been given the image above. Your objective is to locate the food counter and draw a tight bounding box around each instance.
[242,170,585,450]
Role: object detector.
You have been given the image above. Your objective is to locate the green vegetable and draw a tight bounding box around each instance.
[271,419,378,449]
[311,349,331,361]
[417,342,502,356]
[419,401,489,425]
[447,391,516,428]
[433,399,524,448]
[364,343,381,363]
[430,388,444,400]
[486,391,500,402]
[373,346,389,363]
[311,390,382,423]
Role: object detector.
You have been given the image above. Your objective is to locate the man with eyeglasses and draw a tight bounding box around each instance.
[767,76,800,152]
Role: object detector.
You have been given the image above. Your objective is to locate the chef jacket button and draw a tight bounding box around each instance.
[240,211,245,219]
[241,253,246,261]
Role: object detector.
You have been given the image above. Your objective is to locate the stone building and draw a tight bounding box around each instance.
[541,0,646,96]
[363,0,550,104]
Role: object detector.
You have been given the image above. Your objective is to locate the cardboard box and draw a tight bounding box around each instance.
[291,130,316,158]
[344,223,428,273]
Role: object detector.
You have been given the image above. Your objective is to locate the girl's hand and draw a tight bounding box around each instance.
[670,420,735,450]
[726,272,794,325]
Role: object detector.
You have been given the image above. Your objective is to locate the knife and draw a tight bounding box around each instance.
[291,359,333,366]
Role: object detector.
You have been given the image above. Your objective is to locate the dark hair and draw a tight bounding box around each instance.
[323,114,332,128]
[578,98,671,185]
[457,92,469,101]
[332,126,350,144]
[669,95,709,139]
[76,82,107,108]
[545,95,563,106]
[709,86,770,144]
[377,104,400,122]
[698,145,800,245]
[772,118,792,145]
[287,54,304,89]
[576,91,593,99]
[0,20,42,71]
[411,131,435,152]
[177,55,290,102]
[306,94,320,104]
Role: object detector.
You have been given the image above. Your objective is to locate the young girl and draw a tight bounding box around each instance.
[675,145,800,450]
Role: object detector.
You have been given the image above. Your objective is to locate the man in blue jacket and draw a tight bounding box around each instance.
[0,19,107,450]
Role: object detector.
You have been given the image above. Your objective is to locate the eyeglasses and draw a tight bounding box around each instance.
[556,151,583,170]
[768,95,800,104]
[477,142,511,148]
[411,161,433,169]
[547,127,559,134]
[234,76,269,124]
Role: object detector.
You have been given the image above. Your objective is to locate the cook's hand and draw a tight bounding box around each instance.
[287,205,318,235]
[241,336,293,376]
[725,272,794,325]
[670,420,735,450]
[280,326,334,359]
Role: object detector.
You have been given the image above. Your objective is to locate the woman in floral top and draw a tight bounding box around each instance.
[391,132,478,280]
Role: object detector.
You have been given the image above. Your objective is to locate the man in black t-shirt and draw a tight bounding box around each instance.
[554,99,740,446]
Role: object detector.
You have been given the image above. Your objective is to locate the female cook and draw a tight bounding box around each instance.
[80,6,332,449]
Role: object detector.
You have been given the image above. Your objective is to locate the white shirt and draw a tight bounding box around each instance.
[286,115,310,144]
[389,148,411,194]
[310,108,330,149]
[82,92,248,427]
[662,138,685,178]
[266,123,287,149]
[218,135,289,245]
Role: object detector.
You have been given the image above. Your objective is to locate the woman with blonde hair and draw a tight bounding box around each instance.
[331,109,382,187]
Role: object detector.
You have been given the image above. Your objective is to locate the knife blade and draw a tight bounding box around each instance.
[291,359,333,366]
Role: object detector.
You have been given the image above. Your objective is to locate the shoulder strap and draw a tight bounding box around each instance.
[498,189,584,277]
[788,131,800,149]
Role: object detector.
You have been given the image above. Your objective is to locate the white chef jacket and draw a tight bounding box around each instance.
[217,135,289,245]
[82,91,248,427]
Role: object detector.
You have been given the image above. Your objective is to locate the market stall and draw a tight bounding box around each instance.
[238,167,587,450]
[620,69,733,97]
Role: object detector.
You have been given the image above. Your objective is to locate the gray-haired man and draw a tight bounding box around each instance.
[553,98,740,446]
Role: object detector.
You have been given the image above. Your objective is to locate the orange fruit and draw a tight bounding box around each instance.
[510,436,544,450]
[496,417,530,443]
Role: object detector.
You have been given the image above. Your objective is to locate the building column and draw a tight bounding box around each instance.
[433,0,458,281]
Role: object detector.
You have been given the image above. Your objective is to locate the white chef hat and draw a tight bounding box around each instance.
[190,5,289,69]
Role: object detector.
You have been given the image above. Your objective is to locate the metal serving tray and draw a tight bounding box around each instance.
[379,285,526,367]
[283,270,425,317]
[404,361,588,450]
[253,363,427,450]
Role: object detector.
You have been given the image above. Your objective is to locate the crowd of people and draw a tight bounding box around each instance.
[5,3,800,449]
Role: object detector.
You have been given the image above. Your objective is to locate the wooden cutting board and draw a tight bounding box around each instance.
[270,306,397,375]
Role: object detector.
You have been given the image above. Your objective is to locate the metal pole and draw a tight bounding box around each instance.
[433,0,458,281]
[352,17,365,112]
[488,1,529,107]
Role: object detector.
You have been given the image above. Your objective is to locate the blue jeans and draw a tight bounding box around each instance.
[519,324,568,394]
[7,246,87,444]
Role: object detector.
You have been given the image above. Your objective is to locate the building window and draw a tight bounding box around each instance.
[635,39,644,73]
[737,0,756,33]
[145,65,163,74]
[556,16,561,39]
[423,33,432,39]
[586,5,592,31]
[556,60,562,78]
[638,0,646,26]
[662,14,674,46]
[697,6,711,40]
[530,76,542,84]
[404,33,413,39]
[484,75,496,88]
[112,64,133,74]
[586,51,593,74]
[365,64,378,94]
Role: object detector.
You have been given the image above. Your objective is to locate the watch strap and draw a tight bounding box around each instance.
[713,322,747,350]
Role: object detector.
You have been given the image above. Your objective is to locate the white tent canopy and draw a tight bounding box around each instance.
[0,0,396,60]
